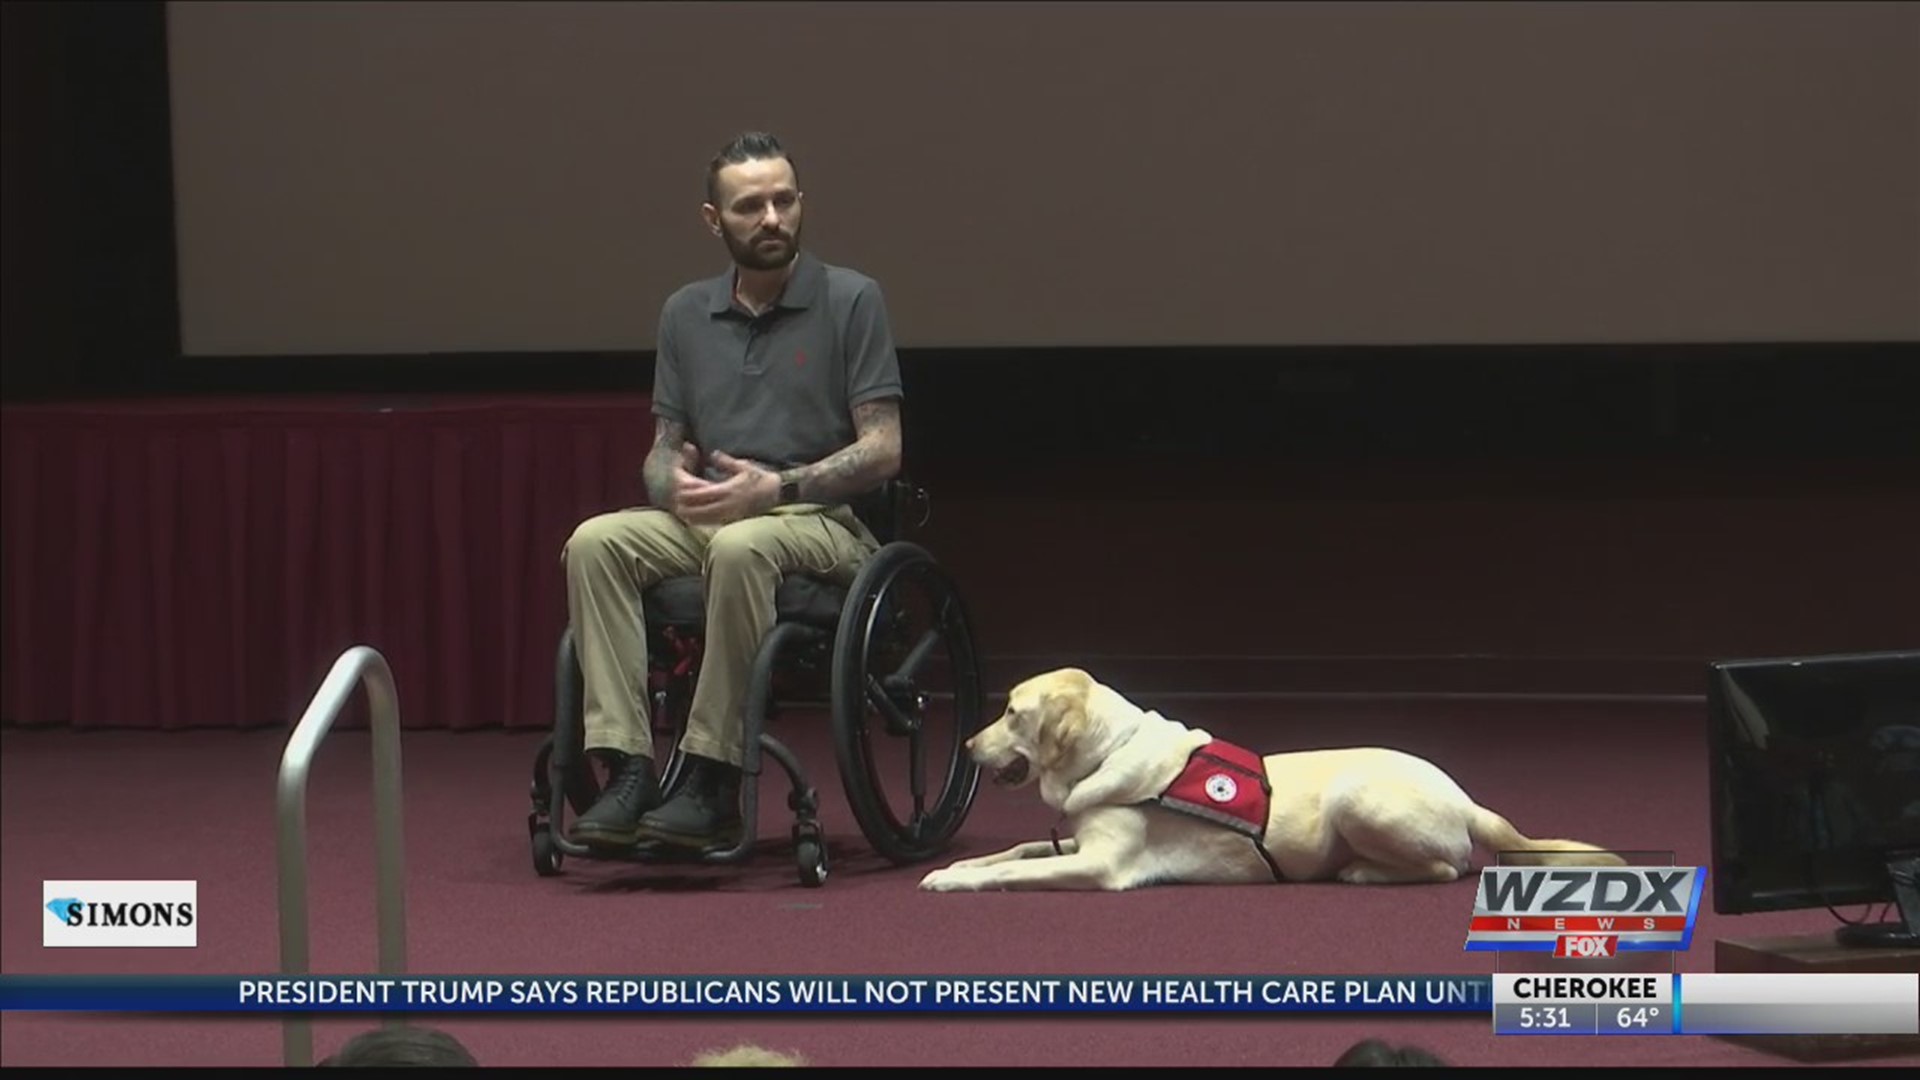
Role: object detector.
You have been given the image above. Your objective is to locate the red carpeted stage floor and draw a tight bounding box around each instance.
[3,697,1910,1068]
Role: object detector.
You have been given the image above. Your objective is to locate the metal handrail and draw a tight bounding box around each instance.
[276,646,409,1067]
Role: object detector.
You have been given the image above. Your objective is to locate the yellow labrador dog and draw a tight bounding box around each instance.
[920,668,1622,892]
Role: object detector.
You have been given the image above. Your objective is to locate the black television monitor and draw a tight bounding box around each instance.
[1706,649,1920,948]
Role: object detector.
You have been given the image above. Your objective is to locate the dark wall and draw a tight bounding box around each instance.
[5,4,1916,696]
[2,1,179,400]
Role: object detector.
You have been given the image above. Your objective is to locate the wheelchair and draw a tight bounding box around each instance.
[526,480,987,887]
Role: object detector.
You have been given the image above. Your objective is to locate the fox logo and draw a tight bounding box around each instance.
[1554,934,1618,959]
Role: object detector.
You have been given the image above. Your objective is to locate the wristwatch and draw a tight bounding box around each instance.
[778,476,802,505]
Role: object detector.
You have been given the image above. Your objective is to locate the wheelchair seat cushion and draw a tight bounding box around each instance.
[642,574,848,632]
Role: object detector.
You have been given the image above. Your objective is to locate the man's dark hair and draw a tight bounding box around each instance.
[706,131,798,206]
[318,1025,479,1067]
[1333,1039,1451,1067]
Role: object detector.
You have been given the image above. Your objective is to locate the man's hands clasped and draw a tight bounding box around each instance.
[669,446,783,527]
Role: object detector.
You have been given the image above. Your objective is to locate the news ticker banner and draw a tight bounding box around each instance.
[0,974,1481,1014]
[0,974,1914,1035]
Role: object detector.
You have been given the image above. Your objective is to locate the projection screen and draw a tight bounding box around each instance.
[165,1,1920,356]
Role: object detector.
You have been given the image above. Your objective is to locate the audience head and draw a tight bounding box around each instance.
[1334,1038,1450,1067]
[318,1025,478,1067]
[688,1042,808,1067]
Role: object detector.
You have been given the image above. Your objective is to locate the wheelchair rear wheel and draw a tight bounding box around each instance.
[830,542,986,864]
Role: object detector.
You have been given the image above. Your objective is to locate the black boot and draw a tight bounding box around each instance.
[636,754,743,850]
[567,751,662,851]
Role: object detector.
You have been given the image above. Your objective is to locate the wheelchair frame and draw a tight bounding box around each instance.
[525,480,987,887]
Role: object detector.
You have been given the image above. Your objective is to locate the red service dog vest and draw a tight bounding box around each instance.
[1154,739,1285,880]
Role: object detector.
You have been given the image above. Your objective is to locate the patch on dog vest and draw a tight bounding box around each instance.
[1155,739,1284,880]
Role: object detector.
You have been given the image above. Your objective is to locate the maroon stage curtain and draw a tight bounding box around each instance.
[2,394,654,731]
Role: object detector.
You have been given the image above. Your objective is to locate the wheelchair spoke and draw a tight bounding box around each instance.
[895,626,943,682]
[864,674,918,736]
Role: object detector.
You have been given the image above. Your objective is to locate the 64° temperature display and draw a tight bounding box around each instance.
[1614,1006,1663,1031]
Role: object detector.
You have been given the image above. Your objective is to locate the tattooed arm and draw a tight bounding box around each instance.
[691,398,901,519]
[642,416,701,513]
[684,399,903,525]
[781,397,903,505]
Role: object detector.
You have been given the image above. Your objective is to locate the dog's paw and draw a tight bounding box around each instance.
[1337,859,1462,885]
[1337,862,1396,885]
[918,867,981,892]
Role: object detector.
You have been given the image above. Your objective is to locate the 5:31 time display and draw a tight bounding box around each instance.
[1518,1006,1575,1029]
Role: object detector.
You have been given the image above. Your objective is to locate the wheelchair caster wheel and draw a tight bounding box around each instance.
[531,824,563,877]
[796,836,828,889]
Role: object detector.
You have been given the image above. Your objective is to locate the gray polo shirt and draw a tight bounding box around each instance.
[652,250,903,473]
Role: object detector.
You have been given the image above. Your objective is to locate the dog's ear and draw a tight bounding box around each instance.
[1056,667,1095,692]
[1033,686,1090,771]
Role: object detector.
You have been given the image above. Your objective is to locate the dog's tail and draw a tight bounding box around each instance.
[1468,806,1627,867]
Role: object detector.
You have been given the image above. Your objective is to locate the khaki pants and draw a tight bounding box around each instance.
[562,505,878,767]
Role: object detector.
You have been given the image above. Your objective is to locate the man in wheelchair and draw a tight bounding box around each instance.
[561,131,904,853]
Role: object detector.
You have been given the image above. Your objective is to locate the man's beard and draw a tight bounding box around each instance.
[725,226,800,271]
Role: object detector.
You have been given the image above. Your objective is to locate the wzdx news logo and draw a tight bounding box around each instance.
[1464,866,1704,957]
[43,881,198,948]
